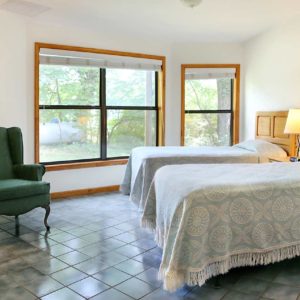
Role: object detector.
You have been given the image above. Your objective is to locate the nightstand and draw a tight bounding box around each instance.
[268,156,292,163]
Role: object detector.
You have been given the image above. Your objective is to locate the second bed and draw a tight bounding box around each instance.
[121,111,294,210]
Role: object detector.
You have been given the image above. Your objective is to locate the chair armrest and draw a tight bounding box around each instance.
[13,164,46,181]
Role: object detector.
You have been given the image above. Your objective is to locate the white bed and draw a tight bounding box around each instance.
[120,111,295,211]
[141,162,300,292]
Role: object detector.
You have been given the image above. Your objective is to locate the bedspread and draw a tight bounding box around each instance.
[142,163,300,291]
[120,146,261,210]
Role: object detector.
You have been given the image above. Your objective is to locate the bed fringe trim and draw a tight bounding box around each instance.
[141,218,155,231]
[141,217,165,248]
[160,243,300,292]
[141,218,300,292]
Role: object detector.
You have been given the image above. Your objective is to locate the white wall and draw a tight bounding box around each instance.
[0,11,244,193]
[0,13,29,155]
[243,16,300,140]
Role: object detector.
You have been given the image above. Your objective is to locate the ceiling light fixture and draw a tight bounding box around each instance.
[180,0,202,8]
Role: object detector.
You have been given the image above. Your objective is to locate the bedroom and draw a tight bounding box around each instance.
[1,0,300,299]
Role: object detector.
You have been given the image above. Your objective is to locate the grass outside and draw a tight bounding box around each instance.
[40,143,132,163]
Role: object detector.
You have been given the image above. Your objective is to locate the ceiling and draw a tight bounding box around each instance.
[2,0,300,43]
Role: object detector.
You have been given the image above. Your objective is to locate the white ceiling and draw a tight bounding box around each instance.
[3,0,300,43]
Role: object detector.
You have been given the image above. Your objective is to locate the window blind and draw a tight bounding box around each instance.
[39,48,163,71]
[185,68,236,80]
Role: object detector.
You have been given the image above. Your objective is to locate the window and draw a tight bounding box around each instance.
[181,65,240,146]
[35,44,165,168]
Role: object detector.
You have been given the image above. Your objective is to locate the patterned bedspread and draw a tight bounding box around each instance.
[120,146,261,210]
[141,163,300,291]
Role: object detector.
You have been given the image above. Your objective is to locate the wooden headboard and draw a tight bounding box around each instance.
[256,111,296,156]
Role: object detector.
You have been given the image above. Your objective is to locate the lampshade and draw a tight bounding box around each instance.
[284,109,300,134]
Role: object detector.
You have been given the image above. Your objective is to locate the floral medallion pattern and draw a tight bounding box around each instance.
[272,196,294,222]
[252,223,274,248]
[230,198,254,224]
[209,225,233,253]
[186,206,210,236]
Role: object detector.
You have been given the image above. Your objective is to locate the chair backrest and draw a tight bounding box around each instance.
[0,127,23,179]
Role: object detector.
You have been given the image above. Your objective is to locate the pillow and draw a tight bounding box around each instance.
[234,139,287,158]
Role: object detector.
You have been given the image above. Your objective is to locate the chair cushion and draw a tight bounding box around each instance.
[0,128,14,179]
[0,179,50,201]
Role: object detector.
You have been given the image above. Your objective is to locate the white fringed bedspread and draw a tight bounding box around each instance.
[141,163,300,291]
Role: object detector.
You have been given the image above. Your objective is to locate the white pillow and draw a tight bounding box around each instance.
[234,139,287,158]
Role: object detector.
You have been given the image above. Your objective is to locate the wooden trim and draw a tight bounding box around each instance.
[233,65,240,144]
[157,56,166,146]
[45,159,128,172]
[181,64,241,69]
[35,42,166,61]
[180,64,186,146]
[180,64,241,146]
[34,42,166,168]
[255,111,296,156]
[51,185,120,200]
[34,43,40,163]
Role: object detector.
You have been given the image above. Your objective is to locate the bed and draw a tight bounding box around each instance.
[121,111,296,210]
[141,162,300,292]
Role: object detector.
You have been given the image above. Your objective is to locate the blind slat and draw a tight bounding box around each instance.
[39,48,162,71]
[185,68,236,80]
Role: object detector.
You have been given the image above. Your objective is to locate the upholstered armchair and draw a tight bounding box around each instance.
[0,127,50,230]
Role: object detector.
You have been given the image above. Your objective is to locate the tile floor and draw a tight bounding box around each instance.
[1,192,300,299]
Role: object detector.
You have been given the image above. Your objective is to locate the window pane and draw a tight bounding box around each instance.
[39,109,100,162]
[185,78,232,110]
[39,65,100,105]
[106,69,155,106]
[185,113,231,146]
[107,110,156,157]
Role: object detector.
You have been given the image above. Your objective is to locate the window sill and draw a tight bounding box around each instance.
[45,159,128,172]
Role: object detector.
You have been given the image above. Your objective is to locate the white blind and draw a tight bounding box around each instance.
[185,68,236,80]
[39,48,163,71]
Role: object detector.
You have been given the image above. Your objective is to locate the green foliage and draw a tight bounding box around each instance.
[185,79,217,110]
[185,78,231,146]
[39,65,156,161]
[106,69,155,106]
[40,65,99,105]
[106,69,156,157]
[107,110,155,157]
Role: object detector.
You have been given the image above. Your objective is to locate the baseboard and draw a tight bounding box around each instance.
[51,185,120,200]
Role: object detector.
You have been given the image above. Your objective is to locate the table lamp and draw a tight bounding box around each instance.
[284,108,300,158]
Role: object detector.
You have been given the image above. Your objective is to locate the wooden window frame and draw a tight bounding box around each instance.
[34,42,166,171]
[180,64,240,146]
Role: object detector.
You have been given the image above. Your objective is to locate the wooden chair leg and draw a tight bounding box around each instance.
[15,215,20,236]
[15,215,19,227]
[42,205,50,231]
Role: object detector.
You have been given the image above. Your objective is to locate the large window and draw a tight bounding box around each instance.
[35,44,165,168]
[181,65,240,146]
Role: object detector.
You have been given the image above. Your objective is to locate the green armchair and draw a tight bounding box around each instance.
[0,127,50,230]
